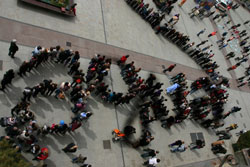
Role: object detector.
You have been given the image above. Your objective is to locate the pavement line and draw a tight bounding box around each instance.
[100,0,108,44]
[109,68,126,167]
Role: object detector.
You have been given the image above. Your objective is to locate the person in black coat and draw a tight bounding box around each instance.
[8,39,19,58]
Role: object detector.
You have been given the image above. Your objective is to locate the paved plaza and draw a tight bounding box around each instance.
[0,0,250,167]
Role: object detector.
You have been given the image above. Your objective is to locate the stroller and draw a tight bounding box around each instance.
[112,129,126,142]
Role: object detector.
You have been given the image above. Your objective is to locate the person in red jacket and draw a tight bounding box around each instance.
[33,148,48,160]
[163,64,176,73]
[208,31,217,37]
[117,55,130,66]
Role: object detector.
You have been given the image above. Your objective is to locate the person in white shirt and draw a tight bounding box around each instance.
[143,157,160,166]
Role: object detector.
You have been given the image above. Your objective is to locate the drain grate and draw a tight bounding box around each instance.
[66,41,72,47]
[103,140,111,149]
[0,60,2,70]
[190,132,204,143]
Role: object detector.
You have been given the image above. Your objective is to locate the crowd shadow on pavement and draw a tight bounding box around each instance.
[32,98,54,112]
[41,137,61,153]
[175,152,184,161]
[86,97,99,110]
[0,85,23,105]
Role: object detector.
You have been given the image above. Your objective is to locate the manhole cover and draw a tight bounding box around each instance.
[103,140,111,149]
[66,41,71,47]
[190,133,197,143]
[190,132,204,143]
[197,132,204,140]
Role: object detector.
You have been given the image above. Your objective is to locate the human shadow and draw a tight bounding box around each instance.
[175,152,184,161]
[13,56,23,66]
[86,97,99,110]
[45,96,70,111]
[190,148,201,157]
[81,122,97,140]
[41,136,61,153]
[1,85,23,104]
[52,133,75,146]
[173,124,181,132]
[32,97,54,113]
[70,131,88,149]
[165,127,174,135]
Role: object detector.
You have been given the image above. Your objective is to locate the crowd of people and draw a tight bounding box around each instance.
[1,1,250,167]
[0,44,99,167]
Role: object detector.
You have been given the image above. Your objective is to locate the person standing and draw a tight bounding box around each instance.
[22,87,33,101]
[196,40,208,47]
[141,148,159,158]
[117,55,130,66]
[70,3,77,16]
[8,39,19,58]
[168,14,180,27]
[143,157,160,166]
[197,28,206,37]
[62,143,78,153]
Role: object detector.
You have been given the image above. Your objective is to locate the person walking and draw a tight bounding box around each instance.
[227,64,239,71]
[197,28,206,37]
[244,20,250,25]
[8,39,19,58]
[230,106,241,113]
[208,31,217,37]
[163,64,176,73]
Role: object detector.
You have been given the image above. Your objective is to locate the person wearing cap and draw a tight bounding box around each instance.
[168,14,180,27]
[8,39,19,58]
